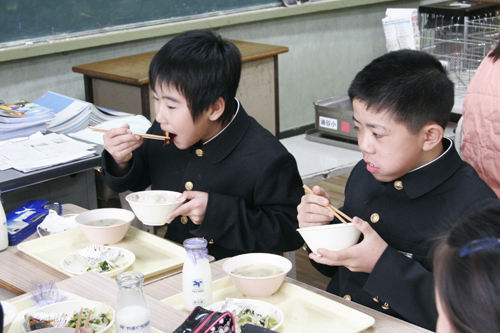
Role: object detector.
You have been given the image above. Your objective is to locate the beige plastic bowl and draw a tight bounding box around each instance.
[223,253,292,298]
[125,190,185,226]
[75,208,134,245]
[297,223,361,255]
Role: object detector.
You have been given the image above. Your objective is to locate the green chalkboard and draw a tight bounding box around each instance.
[0,0,281,45]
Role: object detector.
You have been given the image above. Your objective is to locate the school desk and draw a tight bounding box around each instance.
[72,40,288,137]
[0,146,103,213]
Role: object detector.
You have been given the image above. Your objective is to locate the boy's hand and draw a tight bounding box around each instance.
[102,124,143,165]
[309,217,388,274]
[166,191,208,225]
[297,185,334,228]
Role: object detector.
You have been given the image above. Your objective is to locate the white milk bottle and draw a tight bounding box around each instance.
[115,271,151,333]
[182,237,212,311]
[0,197,8,252]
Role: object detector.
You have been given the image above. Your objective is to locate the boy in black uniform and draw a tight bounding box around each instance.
[101,30,304,260]
[297,50,498,330]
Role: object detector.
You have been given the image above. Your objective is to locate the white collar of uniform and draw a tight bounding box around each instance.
[203,97,240,146]
[409,137,452,173]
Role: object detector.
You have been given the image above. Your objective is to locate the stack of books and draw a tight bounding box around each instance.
[0,100,55,141]
[34,91,131,134]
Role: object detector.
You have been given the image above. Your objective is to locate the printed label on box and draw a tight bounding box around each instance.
[319,116,338,130]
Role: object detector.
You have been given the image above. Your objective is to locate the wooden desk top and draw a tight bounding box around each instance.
[72,40,289,85]
[144,259,432,333]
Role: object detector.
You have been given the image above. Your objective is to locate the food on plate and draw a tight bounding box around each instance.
[234,307,279,331]
[85,259,127,273]
[212,298,281,333]
[77,246,128,274]
[231,263,284,277]
[25,304,113,333]
[27,313,71,331]
[67,307,112,333]
[85,219,127,227]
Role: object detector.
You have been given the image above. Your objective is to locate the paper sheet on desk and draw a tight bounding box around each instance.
[68,115,152,145]
[0,132,96,172]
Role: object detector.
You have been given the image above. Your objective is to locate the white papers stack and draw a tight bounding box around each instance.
[382,8,420,52]
[34,91,131,134]
[0,132,96,173]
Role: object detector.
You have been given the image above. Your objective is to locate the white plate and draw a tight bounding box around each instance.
[60,247,135,277]
[206,298,284,332]
[2,301,17,330]
[21,300,115,333]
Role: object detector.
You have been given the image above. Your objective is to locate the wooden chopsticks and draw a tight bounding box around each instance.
[74,308,92,333]
[89,126,169,141]
[303,184,352,224]
[84,310,92,329]
[74,308,83,333]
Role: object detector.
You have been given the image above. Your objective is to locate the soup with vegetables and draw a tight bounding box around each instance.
[86,219,126,227]
[231,264,284,277]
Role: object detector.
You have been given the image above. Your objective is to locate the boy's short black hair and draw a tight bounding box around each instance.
[348,50,454,134]
[149,29,242,124]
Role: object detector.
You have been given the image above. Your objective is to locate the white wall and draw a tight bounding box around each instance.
[0,0,437,133]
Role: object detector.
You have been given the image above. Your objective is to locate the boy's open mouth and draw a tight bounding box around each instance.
[163,132,177,147]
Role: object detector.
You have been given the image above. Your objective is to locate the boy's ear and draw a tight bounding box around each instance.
[422,123,444,151]
[208,97,225,121]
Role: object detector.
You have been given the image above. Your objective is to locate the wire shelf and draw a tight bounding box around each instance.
[420,17,500,95]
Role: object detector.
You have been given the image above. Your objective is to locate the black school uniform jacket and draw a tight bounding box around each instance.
[312,138,498,331]
[101,104,304,260]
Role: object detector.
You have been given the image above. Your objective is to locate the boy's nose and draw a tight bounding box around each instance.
[155,106,168,124]
[357,133,373,155]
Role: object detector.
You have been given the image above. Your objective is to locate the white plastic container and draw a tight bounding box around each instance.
[182,238,212,311]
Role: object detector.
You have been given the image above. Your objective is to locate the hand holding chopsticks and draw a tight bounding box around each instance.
[302,185,352,224]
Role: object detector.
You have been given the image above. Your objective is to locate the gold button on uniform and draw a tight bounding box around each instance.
[382,302,390,310]
[180,216,189,224]
[394,180,403,190]
[370,213,380,223]
[343,295,351,301]
[373,296,380,303]
[195,149,204,157]
[185,181,194,191]
[208,239,214,245]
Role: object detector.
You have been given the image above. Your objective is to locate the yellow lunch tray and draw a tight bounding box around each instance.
[161,276,375,333]
[5,291,163,333]
[17,227,185,279]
